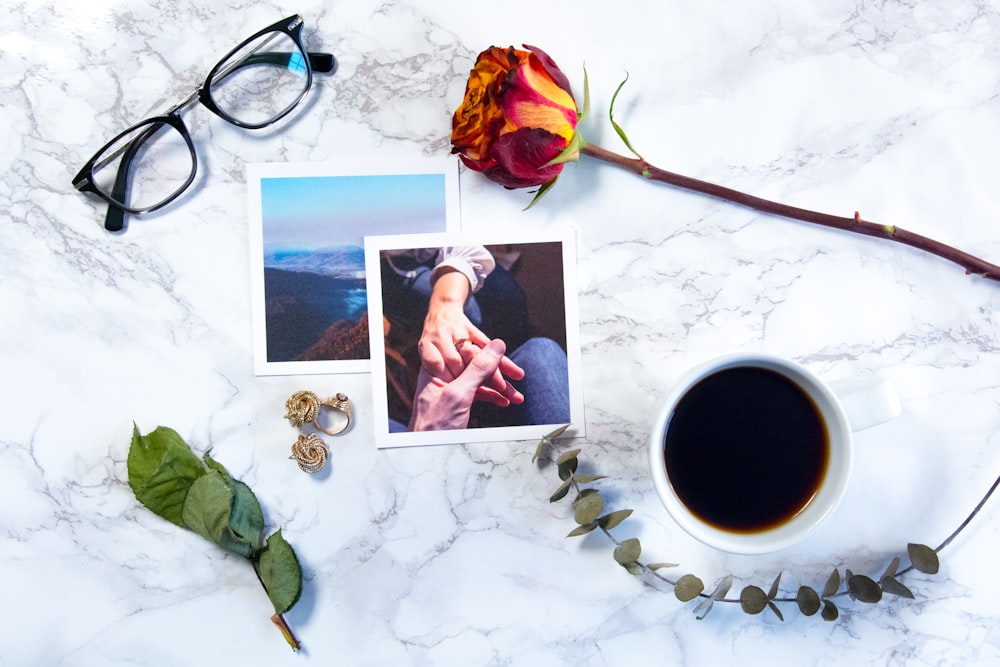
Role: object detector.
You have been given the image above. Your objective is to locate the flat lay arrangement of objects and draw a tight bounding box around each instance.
[5,2,1000,665]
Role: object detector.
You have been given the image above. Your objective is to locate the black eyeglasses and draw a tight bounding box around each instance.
[72,15,335,232]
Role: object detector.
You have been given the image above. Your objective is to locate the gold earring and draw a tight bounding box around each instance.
[289,433,328,474]
[284,390,351,436]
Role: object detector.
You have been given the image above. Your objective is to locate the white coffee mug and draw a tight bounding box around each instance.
[648,353,900,554]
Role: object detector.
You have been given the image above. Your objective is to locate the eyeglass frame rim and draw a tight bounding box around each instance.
[71,14,326,223]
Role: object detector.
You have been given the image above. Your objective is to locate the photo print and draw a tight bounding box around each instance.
[246,159,459,375]
[365,229,585,448]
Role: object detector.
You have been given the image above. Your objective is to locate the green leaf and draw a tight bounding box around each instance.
[545,424,571,441]
[181,473,234,548]
[740,585,768,615]
[543,132,582,167]
[572,474,608,484]
[882,556,901,580]
[907,543,940,574]
[257,530,302,615]
[549,478,572,503]
[822,569,841,598]
[574,493,604,525]
[821,600,840,622]
[128,425,206,527]
[224,479,265,554]
[623,562,644,576]
[202,453,265,554]
[573,488,599,506]
[847,572,882,604]
[557,457,578,481]
[577,67,590,122]
[647,562,679,571]
[767,601,785,622]
[709,575,734,600]
[608,73,643,160]
[674,574,704,602]
[567,523,598,538]
[597,509,633,531]
[613,537,641,566]
[524,175,560,210]
[531,439,546,464]
[768,572,782,600]
[555,448,581,465]
[880,576,915,599]
[693,598,714,620]
[796,586,821,616]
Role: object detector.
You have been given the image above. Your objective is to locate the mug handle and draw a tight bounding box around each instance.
[828,377,901,431]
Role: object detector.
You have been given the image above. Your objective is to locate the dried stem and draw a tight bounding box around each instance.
[579,142,1000,282]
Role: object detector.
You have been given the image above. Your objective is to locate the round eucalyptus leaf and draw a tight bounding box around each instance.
[848,573,883,604]
[822,568,841,598]
[739,585,768,615]
[612,537,641,565]
[796,586,821,616]
[675,574,704,602]
[907,543,940,574]
[880,576,915,599]
[821,600,839,622]
[574,493,604,525]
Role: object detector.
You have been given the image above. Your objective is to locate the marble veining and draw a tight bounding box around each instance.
[2,0,999,665]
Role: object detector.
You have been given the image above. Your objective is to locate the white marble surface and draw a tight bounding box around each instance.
[3,0,999,664]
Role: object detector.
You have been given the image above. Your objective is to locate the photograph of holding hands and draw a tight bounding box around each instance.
[365,231,584,448]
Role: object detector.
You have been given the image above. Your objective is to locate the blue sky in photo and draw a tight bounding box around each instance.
[260,172,447,251]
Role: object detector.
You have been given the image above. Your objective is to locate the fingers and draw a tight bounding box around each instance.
[457,339,524,406]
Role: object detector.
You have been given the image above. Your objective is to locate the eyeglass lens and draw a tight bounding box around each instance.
[208,30,310,127]
[90,28,311,212]
[91,121,194,212]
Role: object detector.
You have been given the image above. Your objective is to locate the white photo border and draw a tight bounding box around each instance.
[246,159,459,376]
[365,229,585,448]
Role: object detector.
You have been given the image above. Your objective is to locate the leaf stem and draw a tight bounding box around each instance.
[579,142,1000,282]
[251,558,301,651]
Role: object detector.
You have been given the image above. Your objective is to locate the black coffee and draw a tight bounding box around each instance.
[663,366,829,534]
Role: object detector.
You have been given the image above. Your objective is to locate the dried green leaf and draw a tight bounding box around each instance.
[544,424,571,441]
[257,529,302,615]
[555,448,581,465]
[767,601,785,622]
[531,439,546,464]
[613,538,642,566]
[572,488,599,507]
[796,586,821,616]
[822,568,841,598]
[181,472,234,549]
[740,586,768,615]
[557,458,578,481]
[694,598,714,620]
[567,522,598,538]
[907,543,940,574]
[572,474,608,484]
[847,573,883,603]
[880,576,915,599]
[675,574,704,602]
[821,600,839,622]
[710,575,734,600]
[647,562,679,571]
[127,425,206,527]
[549,478,572,503]
[882,556,901,580]
[768,572,782,600]
[623,562,644,576]
[574,493,605,525]
[597,509,633,531]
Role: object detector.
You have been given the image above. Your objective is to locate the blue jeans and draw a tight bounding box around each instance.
[471,336,570,428]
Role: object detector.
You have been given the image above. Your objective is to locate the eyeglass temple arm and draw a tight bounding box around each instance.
[103,123,163,232]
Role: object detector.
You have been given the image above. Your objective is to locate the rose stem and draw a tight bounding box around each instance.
[579,142,1000,282]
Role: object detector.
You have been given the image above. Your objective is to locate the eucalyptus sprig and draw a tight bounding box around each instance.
[128,425,304,649]
[533,426,999,621]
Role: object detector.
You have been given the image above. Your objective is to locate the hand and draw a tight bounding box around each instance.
[417,269,524,404]
[409,339,521,432]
